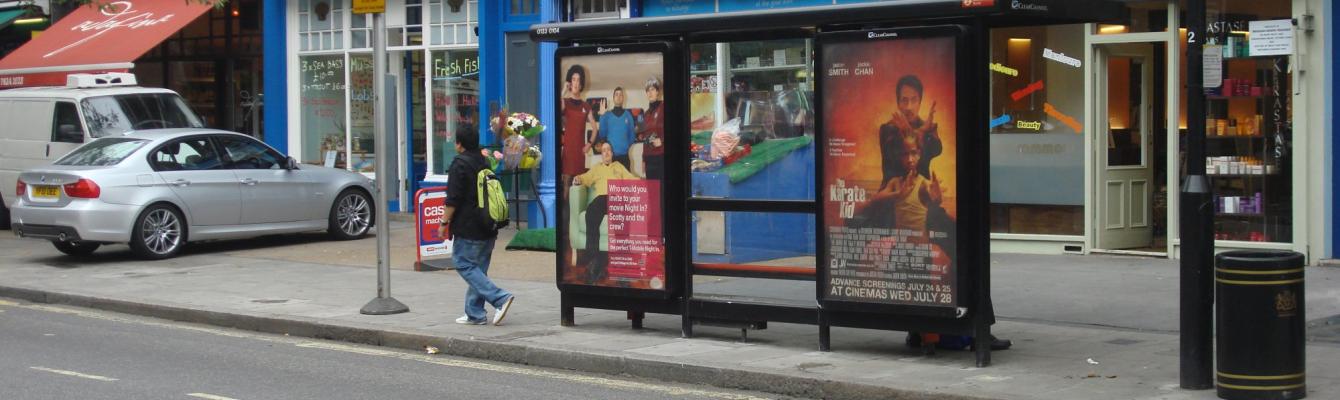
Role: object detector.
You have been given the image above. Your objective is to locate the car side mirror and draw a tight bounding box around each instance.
[285,156,299,170]
[58,124,81,142]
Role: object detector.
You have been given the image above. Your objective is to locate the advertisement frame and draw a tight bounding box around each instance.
[815,25,987,322]
[554,42,686,301]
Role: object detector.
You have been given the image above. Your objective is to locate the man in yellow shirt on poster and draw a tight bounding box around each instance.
[572,140,639,283]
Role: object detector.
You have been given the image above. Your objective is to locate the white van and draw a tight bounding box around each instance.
[0,73,205,228]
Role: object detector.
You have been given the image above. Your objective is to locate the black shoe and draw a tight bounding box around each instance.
[905,332,922,348]
[968,335,1012,351]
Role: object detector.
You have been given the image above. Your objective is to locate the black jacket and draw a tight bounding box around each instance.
[444,151,496,240]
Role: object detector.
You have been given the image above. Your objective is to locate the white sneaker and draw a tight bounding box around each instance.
[492,296,515,326]
[455,315,486,325]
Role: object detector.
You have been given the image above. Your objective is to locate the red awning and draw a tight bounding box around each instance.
[0,0,212,88]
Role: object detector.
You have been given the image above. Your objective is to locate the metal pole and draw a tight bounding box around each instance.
[1179,0,1212,389]
[362,11,409,316]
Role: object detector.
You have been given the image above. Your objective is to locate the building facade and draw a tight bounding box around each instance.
[260,0,1335,263]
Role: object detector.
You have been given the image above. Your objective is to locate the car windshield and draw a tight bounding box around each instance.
[54,138,149,166]
[81,94,204,138]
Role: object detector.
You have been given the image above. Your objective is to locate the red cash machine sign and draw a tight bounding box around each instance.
[961,0,995,8]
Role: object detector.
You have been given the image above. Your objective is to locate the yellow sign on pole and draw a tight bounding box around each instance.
[353,0,385,14]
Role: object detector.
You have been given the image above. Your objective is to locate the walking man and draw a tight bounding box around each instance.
[440,128,515,326]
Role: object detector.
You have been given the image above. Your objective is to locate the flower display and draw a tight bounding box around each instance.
[489,107,546,170]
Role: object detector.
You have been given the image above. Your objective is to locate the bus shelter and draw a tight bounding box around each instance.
[533,0,1125,367]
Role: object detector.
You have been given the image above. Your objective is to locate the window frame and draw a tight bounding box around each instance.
[146,135,228,172]
[51,101,85,144]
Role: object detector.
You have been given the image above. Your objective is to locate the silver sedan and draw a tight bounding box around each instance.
[9,129,376,259]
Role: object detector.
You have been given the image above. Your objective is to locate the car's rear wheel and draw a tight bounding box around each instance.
[130,204,186,260]
[329,189,373,240]
[52,240,100,256]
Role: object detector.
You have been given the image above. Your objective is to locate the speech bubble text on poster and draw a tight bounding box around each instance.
[605,180,665,285]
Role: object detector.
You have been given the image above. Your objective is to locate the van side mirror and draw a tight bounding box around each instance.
[285,156,299,170]
[58,124,81,142]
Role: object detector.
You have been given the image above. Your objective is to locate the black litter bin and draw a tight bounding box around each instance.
[1215,250,1306,400]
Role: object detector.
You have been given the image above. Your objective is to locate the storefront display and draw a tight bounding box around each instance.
[1200,10,1293,243]
[987,25,1086,236]
[299,55,347,167]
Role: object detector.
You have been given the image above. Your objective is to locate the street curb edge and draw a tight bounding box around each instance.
[0,285,994,400]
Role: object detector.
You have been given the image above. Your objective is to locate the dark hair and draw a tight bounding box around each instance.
[565,64,587,92]
[456,127,480,152]
[613,86,624,95]
[592,138,610,154]
[895,75,924,97]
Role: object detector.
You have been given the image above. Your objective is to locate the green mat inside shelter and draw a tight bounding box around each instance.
[506,228,556,252]
[691,131,814,183]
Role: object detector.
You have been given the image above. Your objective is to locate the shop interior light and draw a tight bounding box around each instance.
[1230,30,1249,36]
[14,17,47,25]
[1008,38,1032,43]
[1099,25,1127,34]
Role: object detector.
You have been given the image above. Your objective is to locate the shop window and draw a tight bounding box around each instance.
[348,53,376,173]
[573,0,625,20]
[688,39,815,201]
[298,55,348,167]
[1094,0,1169,35]
[298,0,346,51]
[428,49,481,177]
[428,0,478,46]
[1189,0,1294,243]
[510,0,539,16]
[987,25,1085,236]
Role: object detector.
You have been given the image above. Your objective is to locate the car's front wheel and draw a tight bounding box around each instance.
[52,240,100,256]
[130,204,186,260]
[328,189,373,240]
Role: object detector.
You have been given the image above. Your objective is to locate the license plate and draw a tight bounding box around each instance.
[32,185,60,199]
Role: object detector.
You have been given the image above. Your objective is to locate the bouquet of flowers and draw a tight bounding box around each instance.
[490,108,546,170]
[490,110,546,140]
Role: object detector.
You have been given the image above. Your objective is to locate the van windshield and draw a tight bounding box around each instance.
[81,94,204,138]
[54,138,149,166]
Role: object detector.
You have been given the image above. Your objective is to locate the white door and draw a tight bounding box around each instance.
[1095,44,1154,250]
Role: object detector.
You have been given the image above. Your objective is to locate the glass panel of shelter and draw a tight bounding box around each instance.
[686,38,818,308]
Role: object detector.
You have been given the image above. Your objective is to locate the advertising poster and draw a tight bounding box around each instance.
[559,49,667,290]
[821,32,960,308]
[416,190,451,258]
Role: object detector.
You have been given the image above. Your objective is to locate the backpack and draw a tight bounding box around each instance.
[475,168,509,232]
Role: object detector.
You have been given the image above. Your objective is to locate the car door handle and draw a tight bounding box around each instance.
[240,178,257,186]
[171,179,191,187]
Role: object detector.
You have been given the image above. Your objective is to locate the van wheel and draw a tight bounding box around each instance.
[130,204,186,260]
[329,189,373,240]
[53,240,100,256]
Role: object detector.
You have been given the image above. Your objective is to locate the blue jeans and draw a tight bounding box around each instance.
[453,238,511,322]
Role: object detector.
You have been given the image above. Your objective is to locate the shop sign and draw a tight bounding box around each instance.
[643,0,715,16]
[353,0,386,15]
[1042,48,1081,68]
[1248,19,1293,57]
[416,189,452,258]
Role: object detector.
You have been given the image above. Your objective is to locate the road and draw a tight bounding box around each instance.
[0,299,788,400]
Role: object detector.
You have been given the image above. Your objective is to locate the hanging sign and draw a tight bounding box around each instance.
[1203,45,1223,88]
[1248,19,1293,57]
[353,0,386,15]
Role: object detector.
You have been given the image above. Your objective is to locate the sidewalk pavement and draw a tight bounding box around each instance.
[2,220,1339,400]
